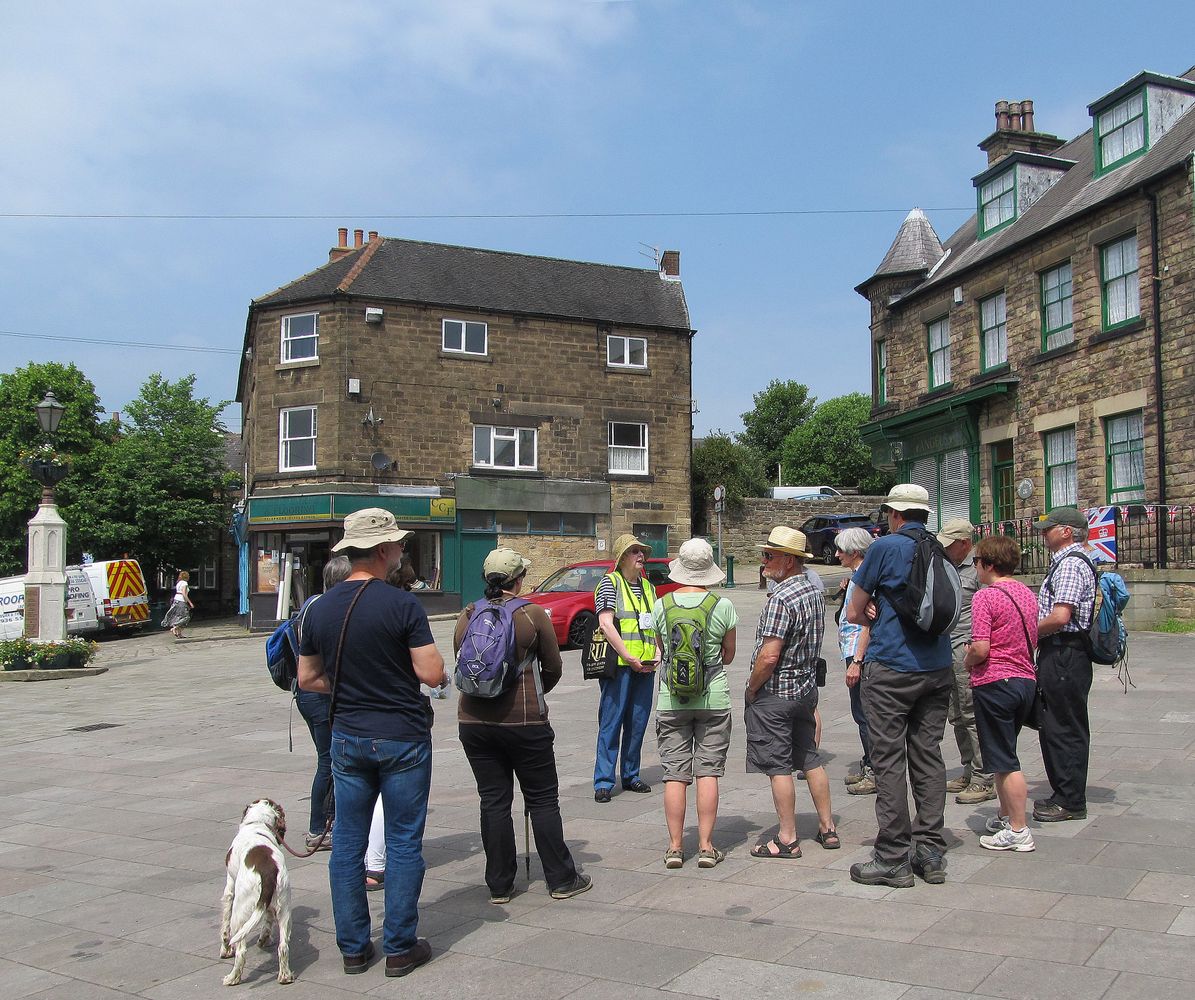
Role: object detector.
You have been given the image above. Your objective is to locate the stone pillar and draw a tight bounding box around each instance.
[25,495,67,642]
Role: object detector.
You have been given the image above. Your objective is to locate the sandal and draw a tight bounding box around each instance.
[814,828,841,850]
[750,835,801,860]
[365,870,384,892]
[664,849,684,869]
[697,847,725,868]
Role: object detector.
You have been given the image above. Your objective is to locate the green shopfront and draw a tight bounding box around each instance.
[246,491,459,629]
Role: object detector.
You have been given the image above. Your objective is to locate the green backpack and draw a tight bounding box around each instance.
[661,592,719,702]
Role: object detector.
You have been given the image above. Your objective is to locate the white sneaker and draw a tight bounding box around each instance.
[984,814,1011,833]
[980,826,1035,852]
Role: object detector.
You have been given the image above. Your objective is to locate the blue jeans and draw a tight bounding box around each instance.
[295,690,332,834]
[329,733,431,957]
[593,667,654,790]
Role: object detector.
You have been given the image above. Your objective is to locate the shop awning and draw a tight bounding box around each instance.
[248,492,457,526]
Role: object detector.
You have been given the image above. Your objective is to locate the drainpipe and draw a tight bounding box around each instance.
[1146,185,1168,568]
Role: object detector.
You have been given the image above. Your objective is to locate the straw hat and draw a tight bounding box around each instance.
[611,533,650,569]
[757,526,814,560]
[882,483,932,513]
[668,538,725,587]
[332,508,413,552]
[483,547,531,579]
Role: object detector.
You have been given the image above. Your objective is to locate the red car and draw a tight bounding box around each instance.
[524,558,681,648]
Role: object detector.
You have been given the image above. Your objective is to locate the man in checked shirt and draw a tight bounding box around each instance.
[1033,507,1097,823]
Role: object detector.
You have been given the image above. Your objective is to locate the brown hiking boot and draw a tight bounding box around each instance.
[847,767,877,795]
[956,782,997,804]
[945,775,970,793]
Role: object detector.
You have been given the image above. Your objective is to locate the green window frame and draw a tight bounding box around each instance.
[1100,234,1140,330]
[927,318,951,390]
[978,168,1016,238]
[1105,411,1145,504]
[991,440,1015,522]
[1043,426,1077,511]
[979,291,1007,371]
[1040,261,1074,351]
[1096,90,1147,174]
[876,339,888,404]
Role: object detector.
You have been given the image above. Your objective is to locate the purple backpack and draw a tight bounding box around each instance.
[454,598,530,698]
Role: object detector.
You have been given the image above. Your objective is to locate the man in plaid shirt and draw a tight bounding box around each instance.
[744,526,838,859]
[1033,507,1097,823]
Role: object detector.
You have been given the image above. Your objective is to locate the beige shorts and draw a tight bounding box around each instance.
[655,709,733,783]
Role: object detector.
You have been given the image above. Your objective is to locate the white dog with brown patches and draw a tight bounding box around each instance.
[220,799,294,986]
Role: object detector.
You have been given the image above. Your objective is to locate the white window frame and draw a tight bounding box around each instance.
[472,425,537,471]
[1097,91,1146,172]
[442,318,488,356]
[281,313,319,363]
[279,406,317,472]
[608,421,649,475]
[927,317,951,389]
[607,334,647,369]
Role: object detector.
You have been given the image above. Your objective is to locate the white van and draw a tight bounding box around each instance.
[771,486,843,500]
[68,559,151,631]
[0,570,101,641]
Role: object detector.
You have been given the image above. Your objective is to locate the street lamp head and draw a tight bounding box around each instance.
[36,391,65,435]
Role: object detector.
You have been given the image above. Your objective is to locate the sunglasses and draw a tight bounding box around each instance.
[761,550,780,562]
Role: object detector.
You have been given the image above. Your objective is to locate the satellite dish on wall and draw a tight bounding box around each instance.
[371,451,394,472]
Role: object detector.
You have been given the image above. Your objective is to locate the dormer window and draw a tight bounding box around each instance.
[977,169,1016,238]
[1096,91,1146,173]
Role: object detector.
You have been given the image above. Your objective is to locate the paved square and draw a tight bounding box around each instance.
[2,583,1193,998]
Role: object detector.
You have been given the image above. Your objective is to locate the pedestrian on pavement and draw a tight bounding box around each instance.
[964,535,1040,852]
[294,555,352,852]
[652,538,738,869]
[938,518,996,805]
[846,484,953,888]
[163,570,195,639]
[745,526,838,859]
[834,527,876,796]
[298,508,446,978]
[455,547,591,903]
[593,533,659,802]
[1034,507,1097,823]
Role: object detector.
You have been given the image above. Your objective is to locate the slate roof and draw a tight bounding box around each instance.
[253,237,691,331]
[861,66,1195,303]
[859,208,944,289]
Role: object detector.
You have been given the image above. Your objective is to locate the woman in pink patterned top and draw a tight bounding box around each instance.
[963,535,1039,853]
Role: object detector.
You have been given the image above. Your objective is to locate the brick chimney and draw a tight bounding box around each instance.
[659,249,681,280]
[329,227,353,262]
[978,99,1066,166]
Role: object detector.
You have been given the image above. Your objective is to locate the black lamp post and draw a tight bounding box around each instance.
[28,392,69,501]
[25,391,69,642]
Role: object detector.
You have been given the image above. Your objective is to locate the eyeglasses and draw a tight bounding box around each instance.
[761,551,778,562]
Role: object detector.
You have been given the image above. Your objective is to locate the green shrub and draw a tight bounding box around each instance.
[1157,618,1195,634]
[0,637,38,668]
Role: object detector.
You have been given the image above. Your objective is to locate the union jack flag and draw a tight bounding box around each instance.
[1086,506,1117,563]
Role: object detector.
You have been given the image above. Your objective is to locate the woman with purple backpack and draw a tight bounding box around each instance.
[453,547,591,904]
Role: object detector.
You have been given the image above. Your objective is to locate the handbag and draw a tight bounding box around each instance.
[581,620,618,681]
[987,585,1040,731]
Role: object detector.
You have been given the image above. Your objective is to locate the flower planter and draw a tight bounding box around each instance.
[67,650,87,669]
[40,652,71,670]
[3,655,33,671]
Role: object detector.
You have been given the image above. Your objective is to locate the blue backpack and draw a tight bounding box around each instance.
[454,598,530,698]
[265,596,318,692]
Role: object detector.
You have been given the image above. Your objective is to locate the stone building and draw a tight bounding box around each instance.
[857,67,1195,532]
[236,231,694,627]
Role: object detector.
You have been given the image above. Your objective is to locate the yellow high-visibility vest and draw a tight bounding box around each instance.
[599,571,657,666]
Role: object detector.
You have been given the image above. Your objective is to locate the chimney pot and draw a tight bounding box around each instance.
[353,229,364,248]
[659,249,681,279]
[1022,99,1035,132]
[338,227,348,248]
[995,100,1010,131]
[367,230,378,242]
[1009,101,1024,131]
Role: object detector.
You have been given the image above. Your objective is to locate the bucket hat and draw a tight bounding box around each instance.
[332,508,413,552]
[668,538,725,587]
[757,526,814,560]
[882,483,932,513]
[611,533,651,569]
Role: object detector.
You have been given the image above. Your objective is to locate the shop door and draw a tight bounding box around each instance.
[459,531,498,606]
[633,523,669,558]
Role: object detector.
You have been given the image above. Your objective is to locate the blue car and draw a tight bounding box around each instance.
[800,513,883,564]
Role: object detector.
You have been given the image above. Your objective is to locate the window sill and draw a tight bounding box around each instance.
[606,472,655,483]
[971,363,1011,386]
[1029,342,1079,366]
[254,468,346,485]
[606,365,651,376]
[440,350,492,363]
[1091,318,1146,345]
[469,467,544,479]
[871,402,898,418]
[917,384,954,404]
[276,358,320,372]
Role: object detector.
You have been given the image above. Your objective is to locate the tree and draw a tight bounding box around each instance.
[0,363,109,575]
[739,379,815,483]
[69,374,239,582]
[691,432,769,534]
[779,392,894,495]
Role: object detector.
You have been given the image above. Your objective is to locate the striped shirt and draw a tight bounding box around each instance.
[751,573,825,700]
[1038,543,1096,633]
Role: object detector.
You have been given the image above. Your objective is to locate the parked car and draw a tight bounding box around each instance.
[523,557,681,648]
[771,486,843,501]
[868,507,892,537]
[800,514,883,564]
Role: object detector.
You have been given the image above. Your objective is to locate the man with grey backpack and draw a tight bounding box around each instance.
[650,539,738,870]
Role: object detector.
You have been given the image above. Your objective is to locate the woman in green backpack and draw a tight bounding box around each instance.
[651,538,738,869]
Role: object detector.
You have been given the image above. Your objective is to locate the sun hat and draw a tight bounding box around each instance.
[1034,507,1088,532]
[936,518,975,546]
[668,538,725,587]
[757,525,814,560]
[483,547,531,579]
[611,533,651,569]
[882,483,932,513]
[332,507,413,552]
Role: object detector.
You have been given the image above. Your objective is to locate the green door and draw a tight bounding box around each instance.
[633,523,669,558]
[459,531,498,606]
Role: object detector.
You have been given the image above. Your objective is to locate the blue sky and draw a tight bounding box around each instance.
[2,2,1192,437]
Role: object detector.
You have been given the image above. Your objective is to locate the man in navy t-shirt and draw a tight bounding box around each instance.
[845,485,952,888]
[299,508,445,978]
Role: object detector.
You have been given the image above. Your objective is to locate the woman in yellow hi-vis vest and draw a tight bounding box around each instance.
[593,533,658,802]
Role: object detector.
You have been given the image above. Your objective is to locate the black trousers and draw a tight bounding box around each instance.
[1036,638,1093,811]
[458,723,578,895]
